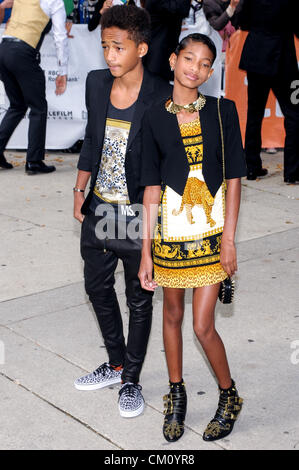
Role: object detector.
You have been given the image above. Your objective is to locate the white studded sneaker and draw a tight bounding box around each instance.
[74,362,123,391]
[118,382,145,418]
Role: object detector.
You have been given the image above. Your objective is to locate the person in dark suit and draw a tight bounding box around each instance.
[73,5,171,418]
[0,0,68,173]
[239,0,299,183]
[142,0,191,81]
[139,33,246,442]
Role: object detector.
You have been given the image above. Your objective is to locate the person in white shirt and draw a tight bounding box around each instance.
[0,0,68,173]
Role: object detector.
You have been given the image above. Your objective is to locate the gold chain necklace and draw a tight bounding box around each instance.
[165,93,206,114]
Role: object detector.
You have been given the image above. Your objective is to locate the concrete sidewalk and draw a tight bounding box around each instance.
[0,150,299,450]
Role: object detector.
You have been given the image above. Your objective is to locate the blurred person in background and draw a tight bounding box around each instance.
[203,0,242,33]
[142,0,191,81]
[64,0,75,36]
[203,0,278,155]
[87,0,98,22]
[202,0,243,94]
[179,0,223,97]
[239,0,299,183]
[69,0,88,23]
[0,0,68,173]
[88,0,134,31]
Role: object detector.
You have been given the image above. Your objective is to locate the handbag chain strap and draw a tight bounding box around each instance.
[217,97,227,223]
[217,97,226,191]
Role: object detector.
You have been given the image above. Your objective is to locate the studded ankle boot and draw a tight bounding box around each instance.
[203,379,243,442]
[163,380,187,442]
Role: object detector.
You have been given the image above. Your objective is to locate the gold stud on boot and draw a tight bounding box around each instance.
[163,380,187,442]
[203,379,243,442]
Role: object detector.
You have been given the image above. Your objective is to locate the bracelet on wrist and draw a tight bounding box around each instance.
[73,187,85,193]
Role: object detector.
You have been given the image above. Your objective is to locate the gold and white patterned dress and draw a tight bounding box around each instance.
[153,118,228,289]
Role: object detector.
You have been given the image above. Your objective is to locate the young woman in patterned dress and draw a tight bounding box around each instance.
[139,33,247,443]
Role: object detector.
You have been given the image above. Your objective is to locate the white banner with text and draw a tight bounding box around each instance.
[0,24,106,149]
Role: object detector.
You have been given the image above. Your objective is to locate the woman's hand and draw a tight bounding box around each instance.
[221,178,241,277]
[220,238,237,277]
[100,0,113,15]
[138,254,158,292]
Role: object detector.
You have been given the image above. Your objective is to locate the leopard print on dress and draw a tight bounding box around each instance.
[172,177,215,226]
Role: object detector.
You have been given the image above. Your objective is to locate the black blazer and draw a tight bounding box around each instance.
[78,68,172,214]
[140,96,247,198]
[239,0,299,77]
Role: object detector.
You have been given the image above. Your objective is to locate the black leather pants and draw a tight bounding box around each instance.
[80,213,153,384]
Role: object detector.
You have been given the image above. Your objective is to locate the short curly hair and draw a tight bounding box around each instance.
[101,5,151,46]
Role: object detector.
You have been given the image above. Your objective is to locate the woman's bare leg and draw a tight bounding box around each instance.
[192,283,232,389]
[163,287,185,383]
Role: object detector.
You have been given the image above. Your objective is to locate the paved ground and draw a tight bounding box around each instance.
[0,149,299,450]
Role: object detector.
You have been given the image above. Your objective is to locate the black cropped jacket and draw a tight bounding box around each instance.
[140,96,247,198]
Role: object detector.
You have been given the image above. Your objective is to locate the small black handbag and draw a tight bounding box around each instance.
[217,98,235,305]
[218,277,235,304]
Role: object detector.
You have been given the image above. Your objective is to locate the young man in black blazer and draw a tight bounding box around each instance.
[73,5,171,418]
[239,0,299,183]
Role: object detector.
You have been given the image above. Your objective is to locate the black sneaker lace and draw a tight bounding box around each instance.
[120,383,142,398]
[93,362,110,377]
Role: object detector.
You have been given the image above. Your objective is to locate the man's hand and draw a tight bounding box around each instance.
[55,75,67,95]
[230,0,240,9]
[74,192,85,223]
[66,21,74,38]
[138,254,158,292]
[100,0,113,15]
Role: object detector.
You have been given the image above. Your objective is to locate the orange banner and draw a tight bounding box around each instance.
[225,30,299,148]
